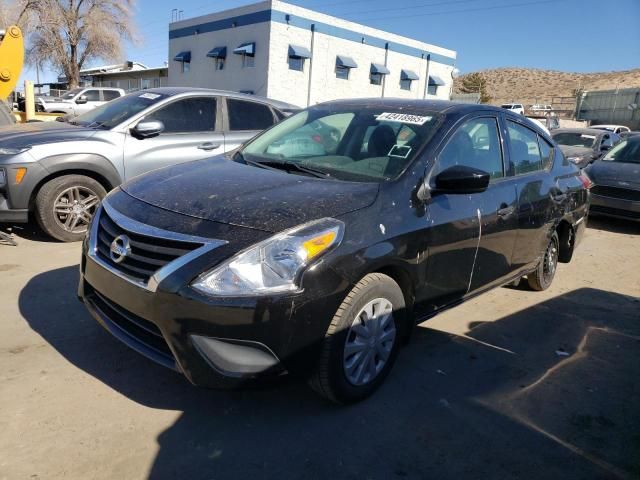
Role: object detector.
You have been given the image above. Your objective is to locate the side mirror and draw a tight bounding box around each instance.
[75,95,88,104]
[433,165,490,194]
[131,120,164,139]
[600,144,611,151]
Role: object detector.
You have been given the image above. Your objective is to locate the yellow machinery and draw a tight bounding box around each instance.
[0,25,24,99]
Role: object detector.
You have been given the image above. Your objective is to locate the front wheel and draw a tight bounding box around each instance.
[528,231,559,291]
[309,273,405,404]
[35,175,106,242]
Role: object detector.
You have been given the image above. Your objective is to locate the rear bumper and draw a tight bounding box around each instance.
[590,193,640,221]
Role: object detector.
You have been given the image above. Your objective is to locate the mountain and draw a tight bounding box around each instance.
[453,67,640,106]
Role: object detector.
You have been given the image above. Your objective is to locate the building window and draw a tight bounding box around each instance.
[242,54,255,68]
[181,61,190,73]
[370,73,383,85]
[288,56,304,72]
[336,66,350,80]
[400,79,412,91]
[428,84,438,95]
[141,79,151,89]
[215,58,224,70]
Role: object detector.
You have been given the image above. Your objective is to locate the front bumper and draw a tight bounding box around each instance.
[78,198,348,389]
[590,192,640,222]
[0,192,28,222]
[0,160,49,223]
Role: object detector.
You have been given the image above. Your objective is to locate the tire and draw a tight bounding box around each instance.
[528,231,559,291]
[309,273,406,404]
[35,175,106,242]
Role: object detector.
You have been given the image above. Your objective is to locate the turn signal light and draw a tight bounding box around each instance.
[302,230,337,259]
[14,167,27,184]
[579,173,592,189]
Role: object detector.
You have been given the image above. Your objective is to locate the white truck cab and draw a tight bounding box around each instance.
[44,87,125,116]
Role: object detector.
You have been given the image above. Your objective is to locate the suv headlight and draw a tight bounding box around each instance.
[0,147,31,155]
[192,218,344,297]
[567,156,582,163]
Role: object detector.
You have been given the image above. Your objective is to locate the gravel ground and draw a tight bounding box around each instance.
[1,216,639,480]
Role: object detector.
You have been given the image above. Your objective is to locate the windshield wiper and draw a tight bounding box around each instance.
[238,154,331,179]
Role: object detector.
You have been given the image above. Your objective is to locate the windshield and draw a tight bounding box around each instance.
[602,138,640,164]
[61,88,83,100]
[239,106,442,182]
[71,91,169,129]
[552,132,597,148]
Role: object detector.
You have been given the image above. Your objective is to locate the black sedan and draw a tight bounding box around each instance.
[551,128,620,168]
[586,135,640,221]
[78,100,590,403]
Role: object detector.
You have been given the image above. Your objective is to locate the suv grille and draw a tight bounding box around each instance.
[95,208,203,283]
[591,185,640,202]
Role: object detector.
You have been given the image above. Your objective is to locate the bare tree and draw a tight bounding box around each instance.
[3,0,138,88]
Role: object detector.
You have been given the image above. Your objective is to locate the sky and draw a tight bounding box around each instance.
[18,0,640,87]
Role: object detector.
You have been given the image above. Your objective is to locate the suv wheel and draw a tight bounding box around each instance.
[35,175,106,242]
[528,231,559,291]
[309,273,405,404]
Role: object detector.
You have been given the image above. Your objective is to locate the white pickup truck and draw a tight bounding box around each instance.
[44,87,125,116]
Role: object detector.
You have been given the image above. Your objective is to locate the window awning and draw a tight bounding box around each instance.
[370,63,390,75]
[336,55,358,69]
[173,51,191,62]
[401,69,419,81]
[288,45,311,59]
[428,75,446,86]
[206,46,227,59]
[234,42,255,56]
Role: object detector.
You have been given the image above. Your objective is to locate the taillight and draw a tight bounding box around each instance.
[579,173,593,189]
[312,134,323,143]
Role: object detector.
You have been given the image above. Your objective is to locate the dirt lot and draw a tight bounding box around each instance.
[1,216,639,480]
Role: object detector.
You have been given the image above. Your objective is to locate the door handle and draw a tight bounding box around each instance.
[497,204,515,218]
[198,142,221,151]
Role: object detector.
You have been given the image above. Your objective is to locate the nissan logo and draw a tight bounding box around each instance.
[110,234,132,264]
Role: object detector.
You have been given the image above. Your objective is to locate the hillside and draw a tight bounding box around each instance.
[453,67,640,106]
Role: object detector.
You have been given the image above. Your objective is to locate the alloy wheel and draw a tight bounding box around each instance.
[52,186,100,234]
[343,298,396,386]
[543,236,559,283]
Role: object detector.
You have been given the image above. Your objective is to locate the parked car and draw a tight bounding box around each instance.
[585,135,640,221]
[618,130,640,140]
[590,124,631,135]
[530,104,553,114]
[501,103,525,115]
[551,128,620,168]
[0,87,298,241]
[17,95,48,113]
[78,99,590,404]
[43,87,126,116]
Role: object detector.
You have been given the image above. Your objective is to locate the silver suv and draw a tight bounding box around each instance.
[0,88,297,241]
[44,87,126,116]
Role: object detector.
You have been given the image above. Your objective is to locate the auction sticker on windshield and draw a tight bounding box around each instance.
[376,112,432,125]
[139,93,161,100]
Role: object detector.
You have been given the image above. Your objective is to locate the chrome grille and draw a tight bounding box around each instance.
[95,207,204,283]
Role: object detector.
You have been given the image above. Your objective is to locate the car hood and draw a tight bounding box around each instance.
[557,145,593,158]
[0,121,98,148]
[586,160,640,189]
[121,156,380,233]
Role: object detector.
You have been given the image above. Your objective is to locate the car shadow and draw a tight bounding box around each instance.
[0,220,60,243]
[19,267,640,479]
[587,215,640,235]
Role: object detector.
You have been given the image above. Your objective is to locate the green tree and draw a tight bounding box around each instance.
[458,72,492,104]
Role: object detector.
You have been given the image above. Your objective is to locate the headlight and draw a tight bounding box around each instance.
[0,147,30,155]
[567,156,582,163]
[192,218,344,297]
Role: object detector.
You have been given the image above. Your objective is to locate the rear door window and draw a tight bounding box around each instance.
[227,99,276,131]
[507,121,542,174]
[538,135,554,169]
[102,90,121,101]
[145,97,217,133]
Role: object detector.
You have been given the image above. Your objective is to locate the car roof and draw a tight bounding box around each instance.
[313,98,508,115]
[134,87,299,111]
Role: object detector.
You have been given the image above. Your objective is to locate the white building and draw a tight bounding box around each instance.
[168,0,457,107]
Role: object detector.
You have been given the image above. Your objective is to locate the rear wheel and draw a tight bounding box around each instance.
[528,231,559,291]
[35,175,106,242]
[309,273,405,404]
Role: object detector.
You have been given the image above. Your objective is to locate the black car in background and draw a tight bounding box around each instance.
[551,128,620,168]
[586,134,640,221]
[78,100,590,403]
